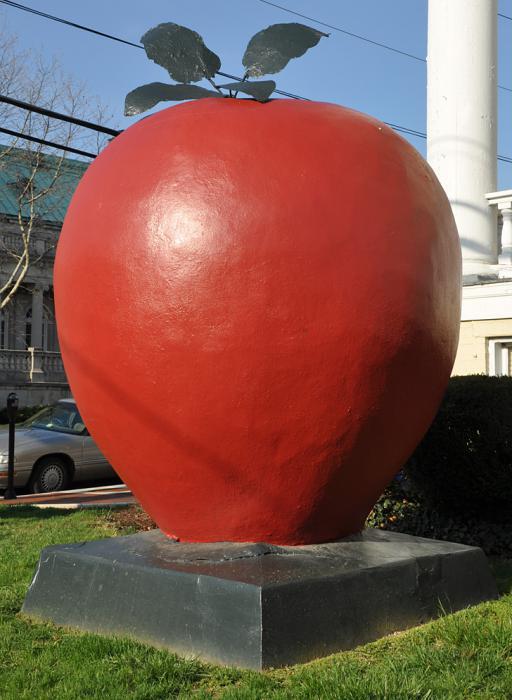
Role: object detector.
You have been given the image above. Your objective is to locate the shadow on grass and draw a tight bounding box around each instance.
[0,505,76,521]
[489,557,512,596]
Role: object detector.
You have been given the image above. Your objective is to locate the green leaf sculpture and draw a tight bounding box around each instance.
[141,23,221,83]
[125,21,328,116]
[242,23,328,77]
[217,80,277,101]
[125,83,223,116]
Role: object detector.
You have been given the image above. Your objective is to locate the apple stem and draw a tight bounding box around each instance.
[233,71,249,99]
[206,76,225,96]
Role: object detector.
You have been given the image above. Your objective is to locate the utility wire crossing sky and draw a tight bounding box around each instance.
[0,0,512,178]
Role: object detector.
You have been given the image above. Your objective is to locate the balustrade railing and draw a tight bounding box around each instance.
[0,234,55,258]
[0,350,30,372]
[0,349,66,383]
[39,351,65,374]
[486,190,512,271]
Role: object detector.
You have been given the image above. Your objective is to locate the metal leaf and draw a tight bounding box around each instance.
[141,23,221,83]
[124,82,222,116]
[217,80,276,101]
[242,22,328,77]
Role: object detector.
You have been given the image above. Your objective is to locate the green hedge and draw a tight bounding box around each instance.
[0,404,45,425]
[403,374,512,520]
[367,483,512,556]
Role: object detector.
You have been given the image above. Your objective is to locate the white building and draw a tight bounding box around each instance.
[427,0,512,375]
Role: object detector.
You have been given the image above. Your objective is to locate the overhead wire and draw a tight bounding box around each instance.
[0,0,143,49]
[3,0,512,97]
[0,94,121,136]
[3,103,511,164]
[0,126,98,158]
[0,0,466,138]
[0,0,510,163]
[257,0,425,62]
[1,91,431,146]
[256,0,512,94]
[0,0,306,100]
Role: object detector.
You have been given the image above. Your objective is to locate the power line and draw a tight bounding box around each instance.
[2,89,427,142]
[0,0,142,49]
[0,94,121,136]
[0,119,427,161]
[256,0,512,94]
[0,126,97,158]
[2,114,512,164]
[217,71,306,99]
[3,93,512,164]
[0,0,306,100]
[0,0,510,163]
[4,0,511,99]
[258,0,425,62]
[2,89,426,142]
[385,122,426,139]
[376,122,512,164]
[499,12,512,21]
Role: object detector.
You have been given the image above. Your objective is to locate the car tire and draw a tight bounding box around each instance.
[29,457,70,494]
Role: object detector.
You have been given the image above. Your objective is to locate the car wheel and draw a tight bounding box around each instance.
[29,457,70,494]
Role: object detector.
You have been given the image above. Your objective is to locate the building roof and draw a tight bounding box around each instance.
[0,145,88,224]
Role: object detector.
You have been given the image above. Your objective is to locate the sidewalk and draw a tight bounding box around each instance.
[1,483,136,509]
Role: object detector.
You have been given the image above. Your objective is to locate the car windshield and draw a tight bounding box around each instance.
[24,403,87,435]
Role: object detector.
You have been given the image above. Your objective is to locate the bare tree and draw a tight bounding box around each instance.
[0,25,113,310]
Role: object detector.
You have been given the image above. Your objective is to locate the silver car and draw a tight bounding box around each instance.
[0,398,116,493]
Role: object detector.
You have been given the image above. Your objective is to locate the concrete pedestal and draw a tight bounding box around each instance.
[22,528,498,669]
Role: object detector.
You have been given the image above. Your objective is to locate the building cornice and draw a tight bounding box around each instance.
[462,280,512,321]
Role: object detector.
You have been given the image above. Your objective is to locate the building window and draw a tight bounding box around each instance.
[25,308,32,348]
[25,307,50,350]
[487,338,512,376]
[0,311,8,349]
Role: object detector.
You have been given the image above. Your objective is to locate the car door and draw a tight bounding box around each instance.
[78,431,116,481]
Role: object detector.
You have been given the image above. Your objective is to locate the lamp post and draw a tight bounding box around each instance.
[4,392,18,500]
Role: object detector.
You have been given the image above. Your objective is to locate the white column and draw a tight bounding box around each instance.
[427,0,498,276]
[31,285,44,349]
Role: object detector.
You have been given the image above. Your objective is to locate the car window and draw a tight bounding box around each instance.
[24,403,87,435]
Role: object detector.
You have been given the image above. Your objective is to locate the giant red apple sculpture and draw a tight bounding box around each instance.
[54,22,461,544]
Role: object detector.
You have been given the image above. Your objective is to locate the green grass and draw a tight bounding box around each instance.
[1,506,512,699]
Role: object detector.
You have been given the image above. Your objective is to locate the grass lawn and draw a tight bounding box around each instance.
[1,506,512,699]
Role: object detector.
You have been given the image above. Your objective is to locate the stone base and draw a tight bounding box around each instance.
[22,529,498,670]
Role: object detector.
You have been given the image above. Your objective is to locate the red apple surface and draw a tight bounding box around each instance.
[54,98,461,544]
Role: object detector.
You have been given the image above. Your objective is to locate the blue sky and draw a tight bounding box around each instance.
[1,0,511,187]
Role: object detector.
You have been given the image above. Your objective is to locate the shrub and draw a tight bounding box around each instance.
[0,404,45,425]
[403,374,512,520]
[367,483,512,556]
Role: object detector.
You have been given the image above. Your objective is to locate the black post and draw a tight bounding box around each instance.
[4,392,18,500]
